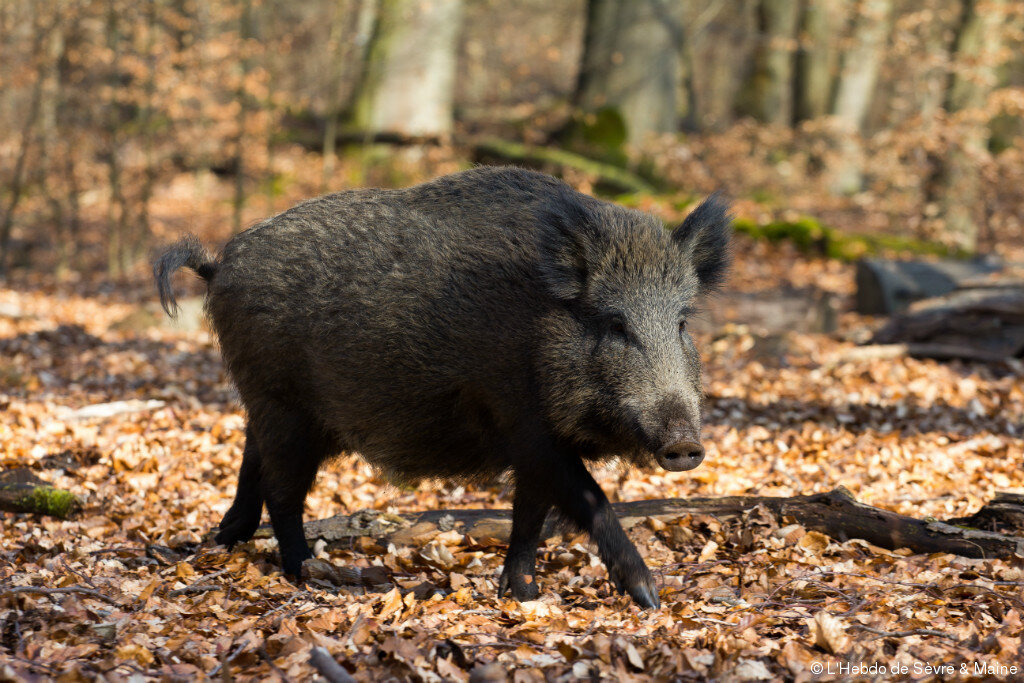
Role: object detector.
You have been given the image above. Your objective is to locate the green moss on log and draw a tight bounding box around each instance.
[473,138,655,195]
[731,216,968,261]
[26,487,81,518]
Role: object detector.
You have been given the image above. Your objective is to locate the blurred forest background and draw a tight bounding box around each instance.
[1,0,1023,282]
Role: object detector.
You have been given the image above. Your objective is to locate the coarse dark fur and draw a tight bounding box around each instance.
[154,166,731,609]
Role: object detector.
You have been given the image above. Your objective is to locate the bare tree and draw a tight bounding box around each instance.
[575,0,684,145]
[739,0,800,125]
[929,0,1009,250]
[349,0,464,138]
[0,5,49,276]
[233,0,254,233]
[829,0,894,194]
[795,0,847,121]
[323,0,376,189]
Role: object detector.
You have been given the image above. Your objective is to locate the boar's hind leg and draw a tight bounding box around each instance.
[214,428,264,546]
[499,481,553,601]
[549,456,661,609]
[252,412,328,579]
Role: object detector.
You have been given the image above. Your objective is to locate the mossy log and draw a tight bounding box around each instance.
[0,468,81,518]
[731,217,967,263]
[471,138,655,195]
[291,487,1024,561]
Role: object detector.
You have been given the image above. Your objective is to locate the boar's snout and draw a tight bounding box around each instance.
[655,439,704,471]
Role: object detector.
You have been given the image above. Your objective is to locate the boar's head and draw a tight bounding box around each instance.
[537,194,731,472]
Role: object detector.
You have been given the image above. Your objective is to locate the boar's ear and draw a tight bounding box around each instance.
[672,193,732,293]
[536,198,603,302]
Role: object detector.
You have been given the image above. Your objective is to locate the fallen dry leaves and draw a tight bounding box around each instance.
[2,240,1023,681]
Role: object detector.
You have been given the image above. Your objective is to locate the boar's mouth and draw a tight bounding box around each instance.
[654,440,705,471]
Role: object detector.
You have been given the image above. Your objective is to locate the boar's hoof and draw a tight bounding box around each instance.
[498,568,540,602]
[281,548,313,581]
[655,440,705,472]
[610,563,661,609]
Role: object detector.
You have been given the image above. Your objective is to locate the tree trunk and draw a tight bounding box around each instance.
[739,0,800,125]
[323,0,378,191]
[0,7,47,276]
[575,0,683,145]
[829,0,893,195]
[869,282,1024,361]
[232,0,254,233]
[908,0,959,122]
[930,0,1008,252]
[686,0,758,131]
[105,5,128,278]
[349,0,464,138]
[794,0,846,121]
[135,0,158,270]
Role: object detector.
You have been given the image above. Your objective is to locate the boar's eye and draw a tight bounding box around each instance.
[678,319,687,335]
[608,315,627,338]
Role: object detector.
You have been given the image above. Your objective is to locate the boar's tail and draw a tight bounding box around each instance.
[153,234,218,318]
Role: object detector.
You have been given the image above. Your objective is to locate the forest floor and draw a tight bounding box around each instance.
[1,231,1023,681]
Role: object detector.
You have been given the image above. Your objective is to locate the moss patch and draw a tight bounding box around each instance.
[25,487,81,518]
[474,138,655,195]
[731,216,968,261]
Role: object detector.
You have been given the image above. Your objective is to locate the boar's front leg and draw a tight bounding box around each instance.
[547,454,660,609]
[499,481,553,601]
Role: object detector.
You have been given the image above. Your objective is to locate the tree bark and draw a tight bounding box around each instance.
[930,0,1008,252]
[232,0,254,233]
[794,0,846,121]
[291,487,1024,560]
[739,0,800,125]
[829,0,893,194]
[575,0,683,145]
[349,0,464,138]
[104,5,128,278]
[0,7,48,276]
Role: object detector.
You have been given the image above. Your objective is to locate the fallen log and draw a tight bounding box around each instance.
[854,258,1003,315]
[0,468,81,518]
[869,284,1024,361]
[291,488,1024,560]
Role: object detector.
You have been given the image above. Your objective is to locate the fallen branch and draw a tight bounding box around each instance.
[0,468,80,518]
[292,488,1024,561]
[309,647,357,683]
[832,343,1019,366]
[1,585,120,606]
[851,624,961,642]
[62,399,166,422]
[947,492,1024,535]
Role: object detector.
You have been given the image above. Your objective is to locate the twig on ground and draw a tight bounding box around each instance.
[167,568,231,597]
[309,647,357,683]
[851,624,961,642]
[1,585,120,606]
[210,640,246,679]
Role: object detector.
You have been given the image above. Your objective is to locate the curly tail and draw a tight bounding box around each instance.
[153,234,217,317]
